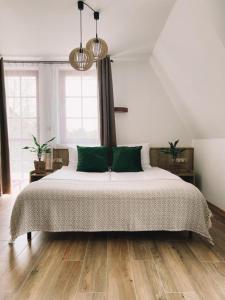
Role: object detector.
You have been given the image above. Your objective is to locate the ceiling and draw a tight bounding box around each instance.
[0,0,175,59]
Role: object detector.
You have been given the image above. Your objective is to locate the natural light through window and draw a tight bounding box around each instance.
[4,67,99,193]
[5,71,38,193]
[60,69,99,145]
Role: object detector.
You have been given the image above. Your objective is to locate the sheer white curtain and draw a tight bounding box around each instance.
[38,64,99,145]
[5,62,77,142]
[4,62,40,192]
[4,62,98,192]
[38,63,65,144]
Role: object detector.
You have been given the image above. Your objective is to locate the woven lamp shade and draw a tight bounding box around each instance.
[69,47,94,71]
[86,38,108,61]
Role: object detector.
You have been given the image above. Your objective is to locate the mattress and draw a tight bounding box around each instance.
[10,167,213,243]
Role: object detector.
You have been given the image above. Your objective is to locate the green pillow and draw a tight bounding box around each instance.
[76,146,109,172]
[111,146,143,172]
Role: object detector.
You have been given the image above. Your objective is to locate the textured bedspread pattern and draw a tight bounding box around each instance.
[10,168,212,242]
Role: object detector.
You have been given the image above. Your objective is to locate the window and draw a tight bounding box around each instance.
[4,66,99,193]
[60,68,99,144]
[5,71,38,193]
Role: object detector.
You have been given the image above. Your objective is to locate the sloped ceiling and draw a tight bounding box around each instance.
[204,0,225,48]
[150,0,225,139]
[0,0,175,59]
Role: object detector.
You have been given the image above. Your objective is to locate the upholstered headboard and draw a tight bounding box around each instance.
[53,147,194,172]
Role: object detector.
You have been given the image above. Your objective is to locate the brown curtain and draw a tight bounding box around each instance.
[97,55,117,147]
[0,58,11,194]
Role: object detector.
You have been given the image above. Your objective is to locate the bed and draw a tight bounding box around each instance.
[10,161,213,243]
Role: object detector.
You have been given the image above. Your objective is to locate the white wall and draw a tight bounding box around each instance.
[204,0,225,48]
[150,0,225,211]
[151,0,225,139]
[193,139,225,211]
[112,60,191,146]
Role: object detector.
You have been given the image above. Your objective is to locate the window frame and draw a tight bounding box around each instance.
[59,68,99,145]
[5,70,39,191]
[5,70,40,142]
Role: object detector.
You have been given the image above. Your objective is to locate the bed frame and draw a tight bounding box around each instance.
[27,147,194,241]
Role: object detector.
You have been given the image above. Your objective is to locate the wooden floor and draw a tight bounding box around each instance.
[1,196,225,300]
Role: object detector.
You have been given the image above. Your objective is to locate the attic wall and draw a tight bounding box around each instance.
[112,61,191,146]
[193,139,225,211]
[150,0,225,139]
[204,0,225,47]
[150,0,225,211]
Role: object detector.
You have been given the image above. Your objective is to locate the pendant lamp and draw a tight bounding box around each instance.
[69,1,93,71]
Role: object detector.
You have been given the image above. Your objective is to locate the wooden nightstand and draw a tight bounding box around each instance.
[176,172,195,185]
[30,169,54,183]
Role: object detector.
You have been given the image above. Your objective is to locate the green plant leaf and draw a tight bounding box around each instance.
[42,137,56,147]
[174,139,179,147]
[46,136,55,143]
[41,145,50,150]
[32,135,40,147]
[160,149,170,154]
[44,148,51,153]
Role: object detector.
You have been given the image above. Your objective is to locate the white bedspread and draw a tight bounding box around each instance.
[10,167,212,242]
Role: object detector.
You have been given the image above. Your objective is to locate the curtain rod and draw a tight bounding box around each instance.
[3,59,114,64]
[4,60,70,64]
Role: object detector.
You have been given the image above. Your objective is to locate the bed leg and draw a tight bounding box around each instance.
[27,232,32,241]
[188,231,193,239]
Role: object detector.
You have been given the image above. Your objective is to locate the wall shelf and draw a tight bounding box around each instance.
[114,107,128,113]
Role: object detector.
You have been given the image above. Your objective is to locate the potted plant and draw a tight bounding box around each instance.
[22,135,55,174]
[160,140,185,173]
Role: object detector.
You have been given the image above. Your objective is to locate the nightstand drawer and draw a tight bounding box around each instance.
[30,169,54,183]
[177,172,195,185]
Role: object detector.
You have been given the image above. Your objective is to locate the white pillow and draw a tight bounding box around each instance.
[68,147,78,168]
[118,143,151,168]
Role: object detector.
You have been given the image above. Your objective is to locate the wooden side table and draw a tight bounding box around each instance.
[30,169,54,183]
[176,172,195,185]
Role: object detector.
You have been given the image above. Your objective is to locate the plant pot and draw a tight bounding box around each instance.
[34,160,46,174]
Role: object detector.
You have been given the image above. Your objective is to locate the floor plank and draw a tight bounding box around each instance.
[79,238,107,293]
[76,292,106,300]
[0,233,47,296]
[166,292,201,300]
[63,236,89,261]
[153,241,194,293]
[39,260,82,300]
[202,261,225,291]
[171,241,225,300]
[131,260,166,300]
[128,237,154,261]
[187,237,221,262]
[210,226,225,260]
[14,240,72,300]
[107,237,136,300]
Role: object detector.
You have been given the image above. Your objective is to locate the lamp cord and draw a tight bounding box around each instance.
[80,9,82,49]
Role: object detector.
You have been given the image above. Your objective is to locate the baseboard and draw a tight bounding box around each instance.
[207,202,225,218]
